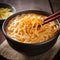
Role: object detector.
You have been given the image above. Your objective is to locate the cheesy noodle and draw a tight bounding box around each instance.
[6,13,58,43]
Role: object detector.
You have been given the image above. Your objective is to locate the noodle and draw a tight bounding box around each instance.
[0,8,13,19]
[6,13,58,43]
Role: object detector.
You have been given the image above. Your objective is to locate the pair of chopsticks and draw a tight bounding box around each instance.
[43,11,60,25]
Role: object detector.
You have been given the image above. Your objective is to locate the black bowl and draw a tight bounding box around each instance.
[0,3,16,27]
[2,10,60,56]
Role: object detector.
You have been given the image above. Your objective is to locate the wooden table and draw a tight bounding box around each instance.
[0,0,60,60]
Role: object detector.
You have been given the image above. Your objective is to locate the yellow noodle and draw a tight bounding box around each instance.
[0,8,13,19]
[6,13,58,43]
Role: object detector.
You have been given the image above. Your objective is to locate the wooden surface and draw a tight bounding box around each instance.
[0,0,52,13]
[50,0,60,12]
[0,28,5,44]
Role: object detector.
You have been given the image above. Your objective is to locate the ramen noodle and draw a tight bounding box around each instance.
[6,13,58,43]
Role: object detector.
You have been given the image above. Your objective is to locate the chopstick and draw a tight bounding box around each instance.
[43,11,60,25]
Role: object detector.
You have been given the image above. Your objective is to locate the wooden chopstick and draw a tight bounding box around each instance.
[43,11,60,25]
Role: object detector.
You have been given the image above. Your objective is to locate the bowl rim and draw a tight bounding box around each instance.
[2,10,60,45]
[0,2,16,20]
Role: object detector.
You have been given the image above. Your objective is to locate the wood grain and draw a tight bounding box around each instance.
[0,0,52,13]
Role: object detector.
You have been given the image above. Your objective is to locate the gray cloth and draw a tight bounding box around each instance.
[0,36,60,60]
